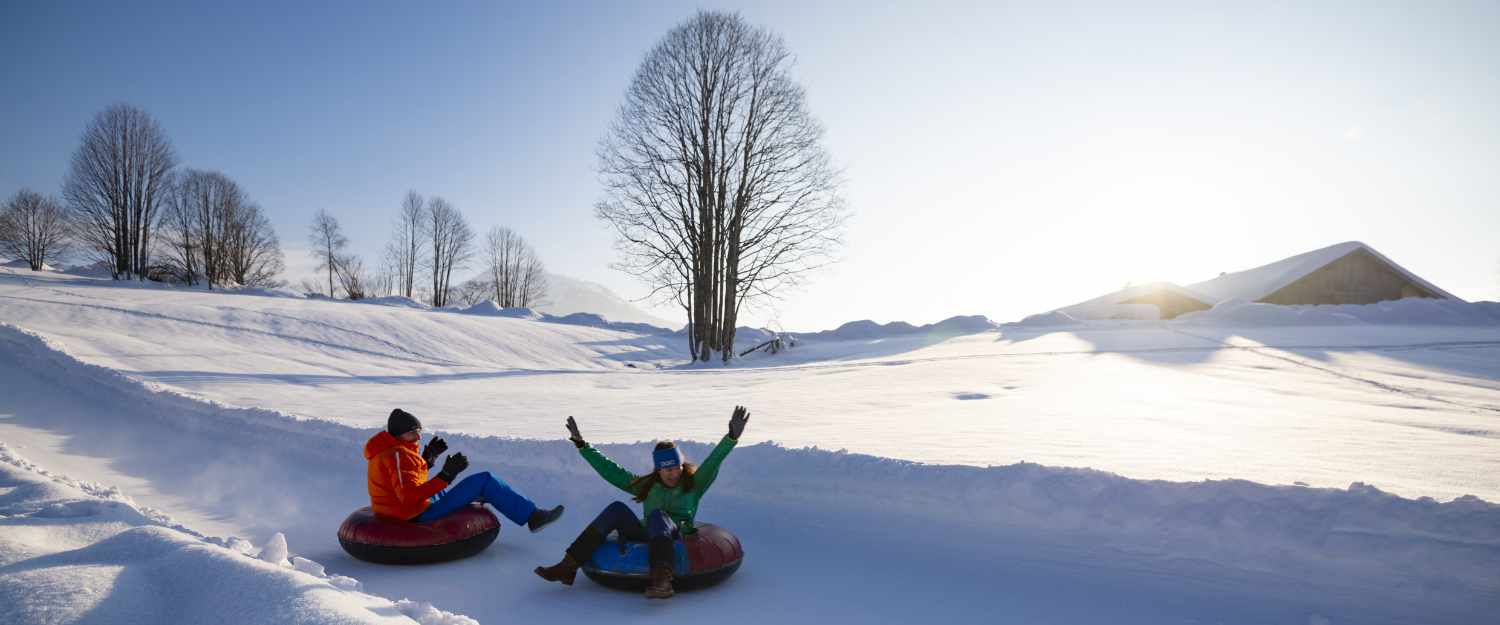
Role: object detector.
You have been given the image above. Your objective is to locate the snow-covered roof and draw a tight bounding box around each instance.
[1057,281,1211,320]
[1187,241,1459,304]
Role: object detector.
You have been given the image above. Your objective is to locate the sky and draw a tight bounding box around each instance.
[3,1,1497,330]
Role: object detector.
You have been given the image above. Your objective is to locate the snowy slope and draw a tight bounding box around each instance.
[536,273,677,329]
[3,265,1500,623]
[1,323,1496,624]
[0,442,477,625]
[1055,281,1213,320]
[4,266,1498,500]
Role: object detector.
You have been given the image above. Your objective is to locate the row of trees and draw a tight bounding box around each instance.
[0,105,284,288]
[306,192,548,309]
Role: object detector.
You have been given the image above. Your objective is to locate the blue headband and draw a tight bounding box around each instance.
[653,446,683,470]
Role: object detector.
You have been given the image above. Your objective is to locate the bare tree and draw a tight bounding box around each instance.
[595,11,846,362]
[158,172,282,288]
[334,253,370,300]
[0,189,72,270]
[452,277,494,308]
[222,202,284,288]
[481,226,549,308]
[158,177,201,284]
[387,191,427,299]
[425,197,473,307]
[308,209,348,297]
[62,104,177,280]
[170,170,242,288]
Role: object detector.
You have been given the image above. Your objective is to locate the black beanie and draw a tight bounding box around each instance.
[387,408,422,437]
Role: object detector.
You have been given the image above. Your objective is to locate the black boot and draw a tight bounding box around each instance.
[643,536,675,599]
[533,553,581,586]
[535,525,605,587]
[644,562,674,599]
[528,505,564,533]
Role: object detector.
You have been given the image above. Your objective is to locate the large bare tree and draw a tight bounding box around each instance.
[386,191,427,299]
[425,197,473,307]
[166,170,241,288]
[62,104,177,280]
[0,189,72,271]
[221,202,284,288]
[596,11,845,362]
[308,209,348,297]
[480,225,548,308]
[159,171,282,288]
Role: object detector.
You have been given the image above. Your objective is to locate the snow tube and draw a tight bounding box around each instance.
[337,504,499,565]
[581,523,743,591]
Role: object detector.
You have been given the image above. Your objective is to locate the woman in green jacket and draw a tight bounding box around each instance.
[535,405,750,598]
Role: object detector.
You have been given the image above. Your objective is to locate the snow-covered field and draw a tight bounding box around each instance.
[2,266,1499,624]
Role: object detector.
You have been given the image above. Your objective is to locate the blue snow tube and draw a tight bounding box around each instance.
[581,523,744,591]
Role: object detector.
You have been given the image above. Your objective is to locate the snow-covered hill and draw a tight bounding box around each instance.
[2,264,1499,624]
[536,273,677,329]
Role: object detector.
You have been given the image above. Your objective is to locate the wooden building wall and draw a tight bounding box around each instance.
[1260,248,1442,305]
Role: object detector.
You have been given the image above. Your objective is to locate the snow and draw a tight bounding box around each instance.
[1,259,56,271]
[1177,297,1500,326]
[0,442,477,625]
[1057,281,1215,320]
[1188,240,1461,304]
[459,301,543,319]
[537,272,677,328]
[794,314,998,341]
[2,265,1500,623]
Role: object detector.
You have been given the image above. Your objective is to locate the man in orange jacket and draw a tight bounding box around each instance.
[365,408,563,530]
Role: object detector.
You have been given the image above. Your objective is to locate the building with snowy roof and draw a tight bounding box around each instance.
[1186,241,1457,306]
[1055,241,1458,321]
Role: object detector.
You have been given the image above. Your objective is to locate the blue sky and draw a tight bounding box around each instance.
[3,1,1498,329]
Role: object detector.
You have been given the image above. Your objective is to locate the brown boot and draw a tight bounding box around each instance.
[643,562,674,599]
[533,553,580,586]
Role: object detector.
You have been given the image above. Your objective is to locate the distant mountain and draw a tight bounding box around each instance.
[536,273,678,329]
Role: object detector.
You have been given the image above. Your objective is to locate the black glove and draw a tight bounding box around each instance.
[728,405,750,440]
[421,437,448,465]
[437,452,468,483]
[566,416,586,449]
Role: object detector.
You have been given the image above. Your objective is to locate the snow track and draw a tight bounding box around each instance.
[2,322,1499,624]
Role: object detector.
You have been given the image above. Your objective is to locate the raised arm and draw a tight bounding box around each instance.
[691,406,749,495]
[568,416,638,494]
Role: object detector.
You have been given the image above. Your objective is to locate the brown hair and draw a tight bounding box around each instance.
[628,441,696,502]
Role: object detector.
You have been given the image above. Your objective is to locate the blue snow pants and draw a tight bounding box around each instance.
[415,471,536,526]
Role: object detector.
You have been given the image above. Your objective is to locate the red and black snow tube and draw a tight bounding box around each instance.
[337,504,499,565]
[581,523,744,591]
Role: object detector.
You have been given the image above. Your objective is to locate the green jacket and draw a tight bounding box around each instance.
[579,435,738,533]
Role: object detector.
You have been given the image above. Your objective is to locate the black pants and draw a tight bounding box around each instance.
[567,500,679,567]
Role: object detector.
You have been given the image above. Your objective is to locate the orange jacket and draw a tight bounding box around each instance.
[364,431,449,520]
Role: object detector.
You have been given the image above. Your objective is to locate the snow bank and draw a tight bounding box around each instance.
[455,301,672,333]
[60,260,116,278]
[355,295,429,309]
[459,301,542,319]
[1177,297,1500,327]
[3,319,1497,620]
[228,285,306,299]
[1010,310,1080,327]
[0,442,476,625]
[0,259,55,271]
[794,314,999,341]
